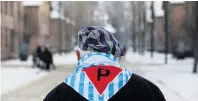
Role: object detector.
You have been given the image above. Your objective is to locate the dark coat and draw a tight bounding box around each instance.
[34,46,53,64]
[43,73,166,101]
[39,48,53,64]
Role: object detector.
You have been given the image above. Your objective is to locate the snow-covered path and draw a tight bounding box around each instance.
[1,67,48,94]
[1,67,75,101]
[1,52,77,94]
[125,50,198,101]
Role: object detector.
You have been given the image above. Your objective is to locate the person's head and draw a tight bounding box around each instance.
[75,26,123,61]
[46,44,50,49]
[41,45,46,52]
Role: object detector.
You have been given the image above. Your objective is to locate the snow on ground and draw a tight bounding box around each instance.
[1,67,48,94]
[125,49,198,101]
[143,64,198,101]
[53,51,77,65]
[1,52,77,94]
[126,50,178,65]
[1,56,33,66]
[1,49,197,100]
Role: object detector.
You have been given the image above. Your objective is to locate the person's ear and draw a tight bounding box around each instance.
[75,50,81,61]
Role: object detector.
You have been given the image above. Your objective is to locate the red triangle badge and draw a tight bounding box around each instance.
[83,66,122,95]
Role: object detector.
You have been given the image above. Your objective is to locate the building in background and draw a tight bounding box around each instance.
[154,16,164,52]
[49,18,73,53]
[183,1,198,59]
[23,1,51,54]
[167,2,188,54]
[49,1,76,53]
[49,18,62,53]
[1,1,24,60]
[145,1,188,55]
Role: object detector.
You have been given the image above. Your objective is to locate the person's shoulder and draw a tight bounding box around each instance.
[57,82,68,89]
[43,82,68,101]
[130,73,150,83]
[128,73,166,101]
[129,73,159,89]
[128,73,160,90]
[43,82,88,101]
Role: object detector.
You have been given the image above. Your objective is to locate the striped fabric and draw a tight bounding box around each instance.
[64,52,132,101]
[77,26,124,57]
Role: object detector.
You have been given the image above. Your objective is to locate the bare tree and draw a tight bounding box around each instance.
[103,1,132,45]
[183,1,198,73]
[131,1,137,52]
[192,2,198,73]
[163,1,169,64]
[150,1,155,57]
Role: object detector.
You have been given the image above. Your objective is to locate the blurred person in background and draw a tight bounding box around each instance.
[32,45,55,70]
[19,41,29,61]
[44,26,165,101]
[32,45,41,68]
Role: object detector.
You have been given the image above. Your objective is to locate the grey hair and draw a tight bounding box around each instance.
[74,46,93,58]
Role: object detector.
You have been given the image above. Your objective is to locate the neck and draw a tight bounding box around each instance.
[74,52,120,73]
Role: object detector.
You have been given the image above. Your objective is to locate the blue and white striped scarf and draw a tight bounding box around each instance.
[64,52,132,101]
